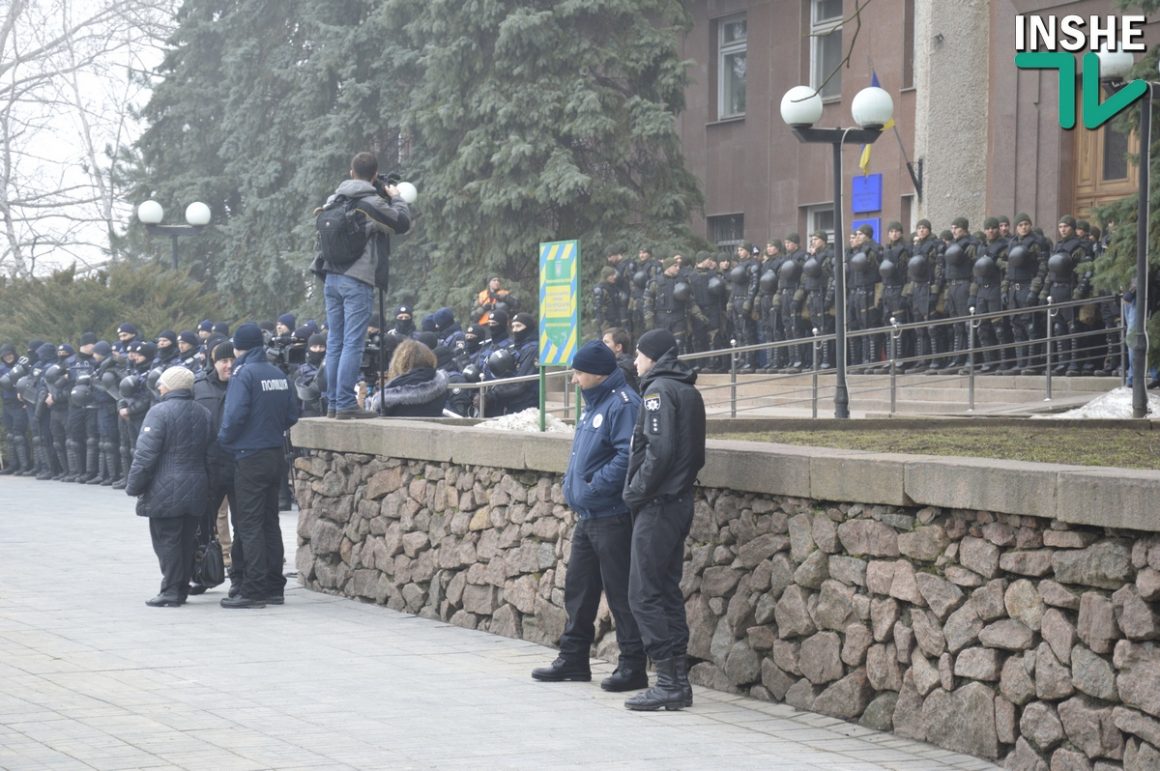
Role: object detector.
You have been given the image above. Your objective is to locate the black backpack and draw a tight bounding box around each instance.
[316,192,375,268]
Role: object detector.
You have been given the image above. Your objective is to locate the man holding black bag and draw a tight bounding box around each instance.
[311,152,411,420]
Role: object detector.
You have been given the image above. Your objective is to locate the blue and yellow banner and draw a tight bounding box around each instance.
[538,240,580,367]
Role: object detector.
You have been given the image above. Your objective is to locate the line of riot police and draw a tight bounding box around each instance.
[590,212,1123,378]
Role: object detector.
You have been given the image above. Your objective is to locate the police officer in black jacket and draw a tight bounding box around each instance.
[622,329,705,712]
[217,323,299,608]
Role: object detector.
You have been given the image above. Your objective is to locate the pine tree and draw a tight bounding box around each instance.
[383,0,704,312]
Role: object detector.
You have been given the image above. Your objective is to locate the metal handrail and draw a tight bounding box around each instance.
[455,292,1124,419]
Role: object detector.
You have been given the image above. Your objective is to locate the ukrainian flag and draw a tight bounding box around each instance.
[858,71,895,175]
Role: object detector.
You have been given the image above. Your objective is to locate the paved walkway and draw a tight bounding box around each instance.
[0,476,999,770]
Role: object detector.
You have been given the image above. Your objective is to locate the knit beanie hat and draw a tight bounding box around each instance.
[157,367,194,391]
[636,329,677,361]
[232,322,264,351]
[571,340,617,376]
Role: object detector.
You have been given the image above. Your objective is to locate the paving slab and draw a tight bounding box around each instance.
[0,476,997,770]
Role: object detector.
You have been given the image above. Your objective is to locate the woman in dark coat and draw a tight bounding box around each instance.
[125,366,212,607]
[370,339,448,417]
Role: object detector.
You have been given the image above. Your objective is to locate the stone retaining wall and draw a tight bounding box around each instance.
[291,419,1160,770]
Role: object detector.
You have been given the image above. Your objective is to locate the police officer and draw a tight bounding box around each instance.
[113,341,156,490]
[0,344,31,475]
[969,217,1009,374]
[727,243,760,372]
[906,220,941,372]
[218,323,298,608]
[64,333,99,481]
[779,234,808,372]
[1093,227,1122,376]
[481,313,539,416]
[87,341,121,485]
[176,331,204,373]
[1002,213,1047,374]
[644,256,705,354]
[622,329,705,712]
[688,254,727,370]
[293,334,329,418]
[876,223,910,373]
[594,267,626,331]
[628,248,660,342]
[25,343,56,479]
[1074,219,1101,374]
[45,344,74,480]
[802,231,836,369]
[847,224,882,368]
[1042,215,1088,376]
[531,341,645,692]
[753,241,782,371]
[943,217,981,370]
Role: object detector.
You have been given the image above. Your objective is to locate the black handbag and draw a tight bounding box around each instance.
[195,535,226,587]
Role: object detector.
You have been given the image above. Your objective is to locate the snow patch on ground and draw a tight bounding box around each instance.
[1033,386,1160,419]
[476,407,574,433]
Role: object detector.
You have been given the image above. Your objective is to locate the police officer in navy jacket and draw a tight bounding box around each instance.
[218,323,298,608]
[531,340,646,692]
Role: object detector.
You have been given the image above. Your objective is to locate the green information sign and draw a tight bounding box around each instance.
[538,240,580,367]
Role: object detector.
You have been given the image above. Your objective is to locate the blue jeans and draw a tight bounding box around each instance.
[324,273,373,412]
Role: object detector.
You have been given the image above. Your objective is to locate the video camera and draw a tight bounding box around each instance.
[266,332,307,370]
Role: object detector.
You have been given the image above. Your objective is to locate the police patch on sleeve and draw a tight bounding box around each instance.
[592,413,604,429]
[644,393,661,411]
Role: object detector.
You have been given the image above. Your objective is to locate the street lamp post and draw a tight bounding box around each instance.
[136,200,212,271]
[780,85,894,419]
[1096,50,1151,419]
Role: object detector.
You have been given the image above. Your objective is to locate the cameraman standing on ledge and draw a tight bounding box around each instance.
[313,152,411,420]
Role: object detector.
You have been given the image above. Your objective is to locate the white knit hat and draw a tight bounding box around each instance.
[157,367,194,391]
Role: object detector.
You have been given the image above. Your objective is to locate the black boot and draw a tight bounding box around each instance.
[674,654,693,707]
[624,658,688,711]
[34,439,54,480]
[53,443,69,480]
[12,435,31,475]
[601,663,649,692]
[81,440,99,482]
[101,448,119,485]
[64,442,83,483]
[87,448,107,485]
[531,656,591,682]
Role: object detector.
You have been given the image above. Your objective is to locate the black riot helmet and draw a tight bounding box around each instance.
[487,348,517,378]
[1007,245,1028,270]
[632,270,648,289]
[119,375,139,399]
[69,381,93,407]
[1048,252,1073,277]
[759,269,777,293]
[802,257,821,278]
[944,243,966,267]
[778,259,800,283]
[146,366,165,398]
[878,258,897,281]
[728,265,748,284]
[907,254,929,282]
[672,281,691,303]
[972,255,996,279]
[849,251,869,273]
[43,363,66,385]
[707,276,726,298]
[461,363,481,383]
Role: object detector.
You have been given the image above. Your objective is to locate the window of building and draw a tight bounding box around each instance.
[708,213,745,256]
[811,0,843,101]
[1073,85,1136,214]
[806,205,835,243]
[717,15,747,119]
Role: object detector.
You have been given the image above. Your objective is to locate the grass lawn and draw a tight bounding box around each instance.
[717,426,1160,470]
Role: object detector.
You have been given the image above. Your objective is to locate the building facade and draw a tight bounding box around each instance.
[678,0,1154,251]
